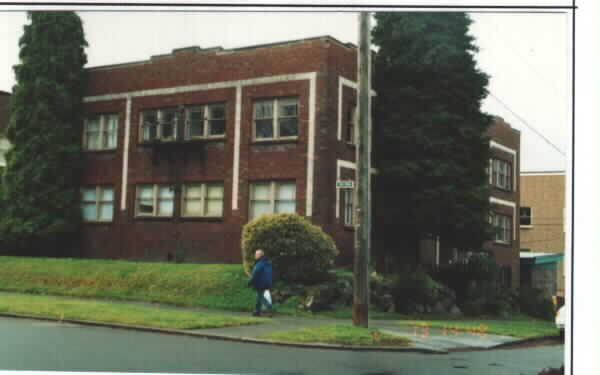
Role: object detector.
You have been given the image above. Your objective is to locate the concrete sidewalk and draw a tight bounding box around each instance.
[0,291,523,353]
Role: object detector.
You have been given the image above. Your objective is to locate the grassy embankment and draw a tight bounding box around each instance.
[258,324,411,346]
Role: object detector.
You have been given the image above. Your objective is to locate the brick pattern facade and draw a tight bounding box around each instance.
[520,173,566,295]
[81,36,359,264]
[485,117,521,287]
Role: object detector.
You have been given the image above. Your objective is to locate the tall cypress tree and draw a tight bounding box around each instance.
[0,12,88,255]
[372,13,492,265]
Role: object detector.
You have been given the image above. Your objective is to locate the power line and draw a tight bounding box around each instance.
[489,92,566,157]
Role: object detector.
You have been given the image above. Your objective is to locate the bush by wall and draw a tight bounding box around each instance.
[517,287,556,321]
[434,253,502,305]
[241,213,339,285]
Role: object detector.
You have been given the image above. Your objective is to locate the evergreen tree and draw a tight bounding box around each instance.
[372,13,492,265]
[0,12,88,255]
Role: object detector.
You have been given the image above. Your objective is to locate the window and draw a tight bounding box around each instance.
[491,213,512,245]
[81,186,114,221]
[186,103,226,139]
[345,105,357,144]
[249,181,296,219]
[84,114,118,150]
[520,207,532,226]
[140,108,180,143]
[182,183,224,217]
[135,185,174,217]
[491,159,512,191]
[343,189,354,226]
[254,98,298,140]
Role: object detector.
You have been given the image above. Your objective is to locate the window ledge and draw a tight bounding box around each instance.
[493,241,513,247]
[84,149,117,154]
[179,216,224,222]
[251,138,299,146]
[520,225,534,229]
[134,216,174,222]
[345,142,356,148]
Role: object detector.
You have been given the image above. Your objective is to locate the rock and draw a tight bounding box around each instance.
[450,304,462,315]
[386,303,396,313]
[432,301,446,313]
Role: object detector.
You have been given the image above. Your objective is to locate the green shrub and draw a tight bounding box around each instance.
[462,282,517,316]
[434,253,502,305]
[241,213,339,285]
[517,287,555,321]
[389,266,442,313]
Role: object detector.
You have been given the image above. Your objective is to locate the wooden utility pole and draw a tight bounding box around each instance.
[353,11,372,328]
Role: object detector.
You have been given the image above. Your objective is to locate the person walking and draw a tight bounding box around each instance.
[248,249,273,317]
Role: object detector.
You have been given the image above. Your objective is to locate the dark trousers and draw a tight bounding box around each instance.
[255,289,273,313]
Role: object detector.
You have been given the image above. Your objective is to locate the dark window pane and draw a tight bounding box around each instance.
[209,119,225,136]
[210,105,225,119]
[256,119,274,139]
[279,118,298,137]
[188,110,204,137]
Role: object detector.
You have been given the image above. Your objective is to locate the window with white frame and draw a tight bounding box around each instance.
[135,184,174,217]
[345,105,357,144]
[185,103,226,139]
[249,181,296,219]
[520,207,532,226]
[491,159,512,191]
[492,213,512,245]
[81,186,114,221]
[343,189,354,226]
[140,108,180,143]
[182,183,224,217]
[254,98,298,140]
[84,114,118,150]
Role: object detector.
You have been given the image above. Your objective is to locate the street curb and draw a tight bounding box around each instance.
[487,335,563,349]
[0,312,445,354]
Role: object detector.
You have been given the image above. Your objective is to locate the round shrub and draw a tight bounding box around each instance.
[241,213,339,285]
[389,266,443,313]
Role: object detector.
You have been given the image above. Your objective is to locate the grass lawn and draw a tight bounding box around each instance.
[0,294,267,330]
[0,256,257,311]
[398,315,559,338]
[258,324,411,347]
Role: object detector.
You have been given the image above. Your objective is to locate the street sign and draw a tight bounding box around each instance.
[336,180,355,189]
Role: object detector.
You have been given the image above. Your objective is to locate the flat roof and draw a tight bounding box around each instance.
[87,35,356,72]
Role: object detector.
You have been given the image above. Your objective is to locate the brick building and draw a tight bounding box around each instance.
[80,36,367,264]
[485,116,521,287]
[417,116,521,287]
[519,171,566,296]
[0,91,10,168]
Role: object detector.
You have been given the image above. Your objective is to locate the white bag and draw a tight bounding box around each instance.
[263,290,272,305]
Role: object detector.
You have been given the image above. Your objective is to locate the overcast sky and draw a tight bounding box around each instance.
[0,10,571,172]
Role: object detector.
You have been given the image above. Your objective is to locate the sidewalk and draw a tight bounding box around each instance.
[0,291,522,353]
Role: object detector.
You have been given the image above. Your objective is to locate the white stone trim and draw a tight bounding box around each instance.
[306,73,317,217]
[490,141,517,156]
[121,96,132,210]
[84,73,318,103]
[85,72,319,215]
[232,85,242,211]
[335,159,378,218]
[490,196,517,241]
[337,76,376,141]
[490,140,518,193]
[521,170,566,176]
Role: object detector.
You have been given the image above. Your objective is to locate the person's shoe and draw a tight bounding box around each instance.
[251,312,261,317]
[265,310,274,318]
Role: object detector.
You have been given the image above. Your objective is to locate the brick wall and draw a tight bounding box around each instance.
[80,37,358,264]
[520,173,566,295]
[486,117,521,287]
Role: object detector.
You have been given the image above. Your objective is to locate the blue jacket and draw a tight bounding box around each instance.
[249,258,273,290]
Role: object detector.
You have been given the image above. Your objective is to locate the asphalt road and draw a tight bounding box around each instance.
[0,317,564,375]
